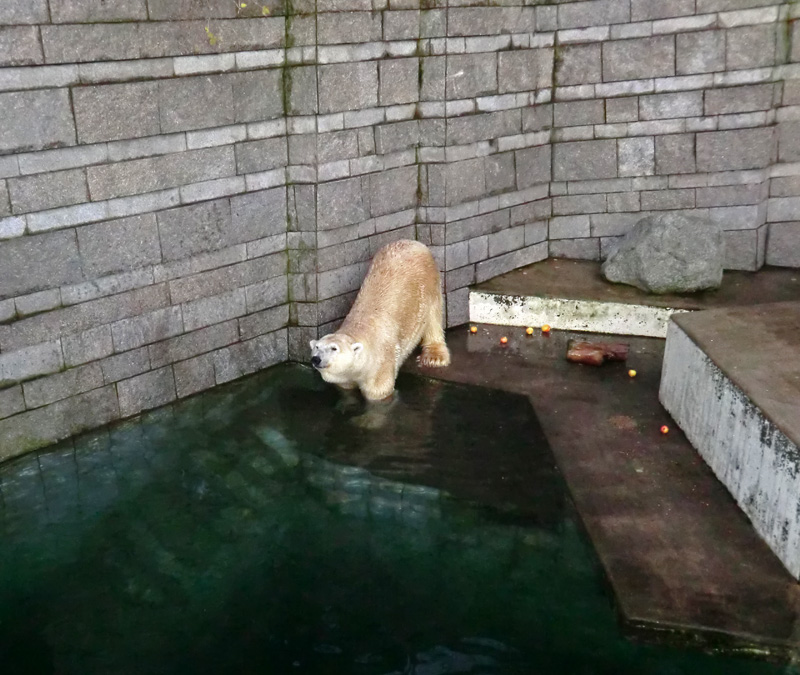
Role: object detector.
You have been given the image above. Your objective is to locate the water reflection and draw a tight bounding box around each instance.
[0,365,792,675]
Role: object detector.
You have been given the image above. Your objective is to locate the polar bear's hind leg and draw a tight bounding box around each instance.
[418,296,450,368]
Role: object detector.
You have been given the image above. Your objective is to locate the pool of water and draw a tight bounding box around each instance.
[0,364,794,675]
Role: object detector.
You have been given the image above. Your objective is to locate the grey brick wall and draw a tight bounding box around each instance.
[0,2,295,460]
[1,0,799,460]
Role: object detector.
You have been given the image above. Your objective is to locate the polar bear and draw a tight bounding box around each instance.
[310,239,450,401]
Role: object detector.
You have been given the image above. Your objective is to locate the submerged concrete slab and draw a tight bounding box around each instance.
[660,302,800,580]
[471,259,800,337]
[405,324,800,661]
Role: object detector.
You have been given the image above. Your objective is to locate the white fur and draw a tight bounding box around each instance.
[310,240,450,401]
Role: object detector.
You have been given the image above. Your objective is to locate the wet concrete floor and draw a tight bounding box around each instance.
[405,324,800,662]
[477,259,800,311]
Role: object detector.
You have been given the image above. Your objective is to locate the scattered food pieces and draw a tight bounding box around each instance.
[500,336,508,345]
[567,345,604,366]
[469,326,477,334]
[566,340,630,366]
[541,324,551,334]
[660,425,670,435]
[525,327,534,336]
[628,369,637,378]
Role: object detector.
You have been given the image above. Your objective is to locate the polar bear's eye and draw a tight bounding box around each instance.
[330,345,339,352]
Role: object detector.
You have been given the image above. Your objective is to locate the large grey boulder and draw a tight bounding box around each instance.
[602,213,724,294]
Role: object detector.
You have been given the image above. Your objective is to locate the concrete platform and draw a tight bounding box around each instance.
[405,324,800,662]
[470,260,800,337]
[660,302,800,580]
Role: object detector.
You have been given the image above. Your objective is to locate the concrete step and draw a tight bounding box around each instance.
[469,259,800,338]
[660,302,800,580]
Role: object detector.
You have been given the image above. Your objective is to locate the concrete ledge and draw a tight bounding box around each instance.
[660,303,800,579]
[470,290,685,337]
[470,259,800,338]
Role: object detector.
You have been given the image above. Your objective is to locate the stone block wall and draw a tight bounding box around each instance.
[0,0,798,458]
[0,0,294,457]
[545,0,799,273]
[284,2,554,352]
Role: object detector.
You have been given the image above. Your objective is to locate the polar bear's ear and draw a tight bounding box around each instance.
[309,340,317,350]
[351,342,363,354]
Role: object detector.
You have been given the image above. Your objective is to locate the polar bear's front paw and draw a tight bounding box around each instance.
[418,343,451,368]
[351,411,388,430]
[351,395,397,429]
[334,394,361,414]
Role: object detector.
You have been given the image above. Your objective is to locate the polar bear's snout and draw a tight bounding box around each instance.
[309,339,326,369]
[310,335,364,380]
[309,338,344,371]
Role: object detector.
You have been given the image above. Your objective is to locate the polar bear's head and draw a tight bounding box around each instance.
[309,333,364,376]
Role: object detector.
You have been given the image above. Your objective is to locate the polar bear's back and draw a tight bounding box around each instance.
[341,240,441,349]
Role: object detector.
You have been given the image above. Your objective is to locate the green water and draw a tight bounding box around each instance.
[0,364,794,674]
